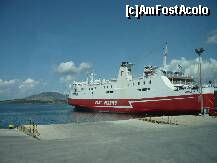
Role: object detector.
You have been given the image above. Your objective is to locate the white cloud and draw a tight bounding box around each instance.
[19,78,39,90]
[55,61,92,85]
[56,61,77,74]
[55,61,91,74]
[60,75,74,83]
[0,78,41,100]
[0,79,16,87]
[167,57,217,83]
[79,62,91,72]
[207,29,217,44]
[207,35,217,44]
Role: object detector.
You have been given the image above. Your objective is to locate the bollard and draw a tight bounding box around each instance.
[33,122,35,135]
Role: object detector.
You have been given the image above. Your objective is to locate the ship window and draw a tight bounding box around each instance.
[106,91,114,93]
[149,80,151,84]
[137,89,141,91]
[91,88,93,90]
[143,81,145,85]
[121,71,124,76]
[107,86,109,88]
[111,85,112,88]
[104,86,105,89]
[89,88,90,90]
[95,87,96,89]
[133,83,134,86]
[138,82,140,85]
[92,92,93,94]
[141,88,150,91]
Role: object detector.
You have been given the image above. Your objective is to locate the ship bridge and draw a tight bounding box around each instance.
[117,62,133,80]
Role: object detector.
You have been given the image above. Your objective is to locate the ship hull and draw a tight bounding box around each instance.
[68,93,214,115]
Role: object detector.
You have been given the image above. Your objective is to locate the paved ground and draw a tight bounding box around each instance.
[0,118,217,163]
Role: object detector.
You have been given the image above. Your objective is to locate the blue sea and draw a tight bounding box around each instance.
[0,104,140,128]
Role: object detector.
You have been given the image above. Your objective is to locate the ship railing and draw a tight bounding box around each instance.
[167,74,192,78]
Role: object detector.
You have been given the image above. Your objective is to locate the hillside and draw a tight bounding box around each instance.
[0,92,67,104]
[26,92,67,101]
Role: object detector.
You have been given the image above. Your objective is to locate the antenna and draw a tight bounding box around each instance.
[163,42,168,67]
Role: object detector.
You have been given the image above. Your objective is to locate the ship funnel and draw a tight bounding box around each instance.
[121,62,133,71]
[117,62,133,84]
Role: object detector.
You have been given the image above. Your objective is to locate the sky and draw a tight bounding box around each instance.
[0,0,217,100]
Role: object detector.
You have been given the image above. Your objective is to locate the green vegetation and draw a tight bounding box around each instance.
[0,92,67,104]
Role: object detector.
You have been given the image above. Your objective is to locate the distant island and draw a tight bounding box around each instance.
[0,92,68,104]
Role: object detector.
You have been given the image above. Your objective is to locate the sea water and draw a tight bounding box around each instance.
[0,104,139,128]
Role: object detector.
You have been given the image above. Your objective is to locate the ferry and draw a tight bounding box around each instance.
[68,45,215,115]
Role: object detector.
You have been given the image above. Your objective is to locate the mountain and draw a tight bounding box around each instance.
[0,92,67,104]
[26,92,67,101]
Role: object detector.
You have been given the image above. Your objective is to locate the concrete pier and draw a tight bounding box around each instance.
[0,116,217,163]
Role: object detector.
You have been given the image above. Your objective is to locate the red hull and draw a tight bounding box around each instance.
[68,93,214,114]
